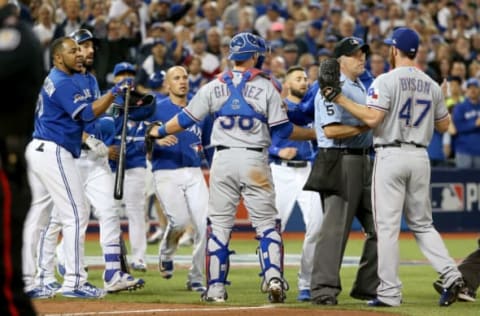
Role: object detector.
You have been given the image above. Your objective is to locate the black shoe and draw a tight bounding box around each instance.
[350,291,376,301]
[439,278,464,307]
[433,279,443,295]
[312,296,337,305]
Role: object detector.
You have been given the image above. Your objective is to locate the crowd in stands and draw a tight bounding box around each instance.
[15,0,480,168]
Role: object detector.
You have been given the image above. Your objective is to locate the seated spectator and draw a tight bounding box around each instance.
[452,78,480,168]
[186,55,208,95]
[195,1,223,35]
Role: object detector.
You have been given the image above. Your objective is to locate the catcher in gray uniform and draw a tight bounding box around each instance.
[319,27,464,307]
[148,32,316,303]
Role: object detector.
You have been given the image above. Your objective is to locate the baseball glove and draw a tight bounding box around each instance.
[318,58,342,102]
[145,121,163,154]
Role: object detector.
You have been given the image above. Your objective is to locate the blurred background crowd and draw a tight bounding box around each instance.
[13,0,480,168]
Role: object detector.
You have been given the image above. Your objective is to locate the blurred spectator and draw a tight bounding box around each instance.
[354,5,371,40]
[452,78,480,168]
[367,52,387,78]
[269,55,287,83]
[195,1,223,35]
[136,38,174,93]
[190,34,220,80]
[298,53,315,71]
[109,0,148,41]
[95,18,142,90]
[450,60,468,82]
[148,70,168,98]
[307,63,319,85]
[280,17,308,56]
[416,44,441,83]
[186,55,208,95]
[254,2,285,38]
[445,76,465,111]
[283,43,299,68]
[437,0,457,32]
[305,19,324,57]
[86,0,108,39]
[53,0,88,40]
[205,27,222,59]
[450,11,476,39]
[33,2,55,71]
[379,3,404,36]
[451,36,475,66]
[325,6,342,38]
[316,48,332,64]
[470,33,480,61]
[222,0,255,30]
[468,60,480,78]
[237,5,257,34]
[338,14,355,39]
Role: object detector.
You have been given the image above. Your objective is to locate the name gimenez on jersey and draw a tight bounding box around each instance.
[399,77,431,94]
[213,84,264,100]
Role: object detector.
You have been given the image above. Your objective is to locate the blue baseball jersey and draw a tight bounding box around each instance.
[33,67,97,158]
[269,98,316,161]
[452,98,480,155]
[315,74,372,148]
[141,97,208,171]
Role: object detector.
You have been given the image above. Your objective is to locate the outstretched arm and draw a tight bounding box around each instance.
[334,94,385,128]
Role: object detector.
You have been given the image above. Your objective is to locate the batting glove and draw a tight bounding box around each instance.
[85,135,109,158]
[110,78,134,96]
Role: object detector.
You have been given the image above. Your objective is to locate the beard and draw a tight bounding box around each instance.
[290,87,306,99]
[389,48,396,69]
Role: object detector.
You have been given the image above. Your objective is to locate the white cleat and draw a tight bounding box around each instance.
[104,271,145,293]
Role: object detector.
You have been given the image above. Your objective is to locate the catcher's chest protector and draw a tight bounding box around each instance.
[214,70,268,123]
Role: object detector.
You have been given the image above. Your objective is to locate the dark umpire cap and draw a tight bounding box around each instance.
[334,37,369,58]
[113,62,136,76]
[384,27,419,55]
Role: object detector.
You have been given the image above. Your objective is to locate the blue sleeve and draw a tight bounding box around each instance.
[178,110,196,129]
[54,81,96,122]
[453,103,478,133]
[298,82,318,121]
[268,145,281,156]
[271,121,294,140]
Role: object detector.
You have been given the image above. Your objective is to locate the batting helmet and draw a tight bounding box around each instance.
[70,29,99,45]
[228,32,261,61]
[148,71,166,90]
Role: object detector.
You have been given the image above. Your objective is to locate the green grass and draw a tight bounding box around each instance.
[78,234,479,316]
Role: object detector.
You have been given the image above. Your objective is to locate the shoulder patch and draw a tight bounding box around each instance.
[0,28,21,51]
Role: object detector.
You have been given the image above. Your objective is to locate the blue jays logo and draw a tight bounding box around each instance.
[431,183,464,212]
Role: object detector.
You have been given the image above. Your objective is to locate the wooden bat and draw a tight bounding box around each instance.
[114,87,131,200]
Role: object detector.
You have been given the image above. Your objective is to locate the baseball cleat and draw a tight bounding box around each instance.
[433,279,475,302]
[26,286,56,299]
[159,260,174,279]
[61,282,106,299]
[130,260,147,272]
[367,298,393,307]
[46,281,62,293]
[104,271,145,293]
[186,281,207,292]
[297,289,311,302]
[439,277,464,307]
[267,277,286,303]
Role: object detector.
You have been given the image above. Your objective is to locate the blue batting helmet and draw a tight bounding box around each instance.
[148,70,166,89]
[228,32,261,61]
[70,29,99,45]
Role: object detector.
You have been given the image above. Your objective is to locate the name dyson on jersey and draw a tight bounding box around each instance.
[399,77,431,94]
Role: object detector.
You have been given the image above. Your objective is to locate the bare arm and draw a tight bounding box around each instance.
[289,125,316,141]
[435,114,451,133]
[323,123,370,139]
[334,94,385,128]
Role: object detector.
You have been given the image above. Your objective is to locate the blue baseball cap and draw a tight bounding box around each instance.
[310,19,323,30]
[466,77,480,88]
[384,27,419,55]
[113,62,136,76]
[317,48,332,57]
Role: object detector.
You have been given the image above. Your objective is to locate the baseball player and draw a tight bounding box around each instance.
[30,30,145,294]
[310,37,378,306]
[110,62,150,272]
[148,32,316,303]
[141,66,208,292]
[24,36,132,298]
[269,66,322,302]
[0,0,44,314]
[322,27,464,307]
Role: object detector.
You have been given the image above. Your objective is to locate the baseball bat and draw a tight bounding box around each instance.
[114,87,131,200]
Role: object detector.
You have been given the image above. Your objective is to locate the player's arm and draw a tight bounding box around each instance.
[435,114,451,133]
[334,94,385,128]
[270,122,316,141]
[323,123,370,139]
[148,110,193,137]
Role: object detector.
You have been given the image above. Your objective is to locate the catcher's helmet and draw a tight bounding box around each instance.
[255,35,269,69]
[148,70,166,89]
[70,29,99,45]
[228,32,260,61]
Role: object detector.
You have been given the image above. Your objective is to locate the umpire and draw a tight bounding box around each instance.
[309,37,379,305]
[0,0,44,315]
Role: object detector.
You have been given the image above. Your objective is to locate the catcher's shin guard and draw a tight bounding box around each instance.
[256,219,288,292]
[205,218,235,287]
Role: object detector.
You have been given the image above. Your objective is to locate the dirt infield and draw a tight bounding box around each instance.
[34,301,396,316]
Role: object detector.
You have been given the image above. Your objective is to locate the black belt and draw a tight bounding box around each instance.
[319,147,369,155]
[272,160,308,168]
[374,142,425,149]
[81,143,90,150]
[216,145,263,153]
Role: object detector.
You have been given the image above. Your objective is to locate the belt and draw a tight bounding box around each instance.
[272,160,308,168]
[216,145,263,153]
[319,147,369,155]
[374,142,426,149]
[81,143,90,150]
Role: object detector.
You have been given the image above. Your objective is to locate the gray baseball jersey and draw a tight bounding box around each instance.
[366,67,449,146]
[184,71,288,148]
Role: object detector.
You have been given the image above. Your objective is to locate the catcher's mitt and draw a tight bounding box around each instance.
[145,121,163,154]
[318,58,342,102]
